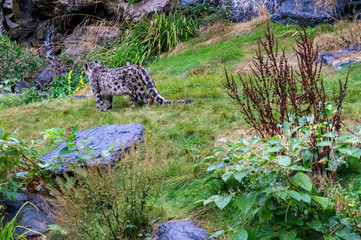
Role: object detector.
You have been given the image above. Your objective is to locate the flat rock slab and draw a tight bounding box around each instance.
[153,221,214,240]
[319,44,361,69]
[41,124,144,174]
[1,191,55,237]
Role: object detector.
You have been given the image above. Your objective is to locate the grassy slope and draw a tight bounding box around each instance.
[1,21,361,231]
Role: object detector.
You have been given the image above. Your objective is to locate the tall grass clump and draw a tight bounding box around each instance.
[0,34,46,85]
[0,202,44,239]
[52,144,164,240]
[89,11,200,68]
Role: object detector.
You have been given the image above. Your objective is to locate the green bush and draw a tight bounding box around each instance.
[198,123,361,239]
[89,11,200,68]
[0,34,46,85]
[52,147,163,239]
[45,70,88,98]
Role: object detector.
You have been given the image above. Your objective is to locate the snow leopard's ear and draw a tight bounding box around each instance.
[95,60,99,64]
[83,62,88,71]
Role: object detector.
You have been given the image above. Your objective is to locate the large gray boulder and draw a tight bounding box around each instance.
[229,0,283,22]
[272,0,361,26]
[153,221,214,240]
[122,0,176,21]
[41,124,144,174]
[1,191,55,237]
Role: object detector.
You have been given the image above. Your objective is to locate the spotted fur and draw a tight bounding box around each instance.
[83,61,193,111]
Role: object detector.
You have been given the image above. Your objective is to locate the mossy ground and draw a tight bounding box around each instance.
[1,20,361,233]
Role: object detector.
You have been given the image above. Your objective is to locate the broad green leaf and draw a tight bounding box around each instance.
[58,146,73,155]
[215,195,232,210]
[6,191,18,202]
[208,230,225,239]
[236,193,256,214]
[288,165,312,172]
[257,226,276,239]
[292,172,312,192]
[336,227,361,240]
[278,190,287,200]
[312,196,329,210]
[230,229,248,240]
[222,172,233,182]
[317,141,333,147]
[207,162,224,171]
[341,125,352,132]
[322,132,336,138]
[276,156,291,166]
[288,190,301,201]
[279,229,297,240]
[265,145,284,153]
[299,192,311,203]
[339,133,354,140]
[234,172,247,183]
[307,220,327,234]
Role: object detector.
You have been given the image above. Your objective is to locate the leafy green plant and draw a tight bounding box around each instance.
[197,122,361,239]
[0,202,44,239]
[51,146,163,240]
[0,94,23,110]
[0,122,64,201]
[89,11,200,68]
[181,1,231,24]
[45,71,88,98]
[0,34,46,84]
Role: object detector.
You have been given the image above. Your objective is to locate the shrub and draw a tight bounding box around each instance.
[88,11,200,68]
[181,1,230,24]
[198,123,361,239]
[52,145,163,240]
[45,70,88,98]
[223,23,349,140]
[0,34,46,85]
[0,122,63,201]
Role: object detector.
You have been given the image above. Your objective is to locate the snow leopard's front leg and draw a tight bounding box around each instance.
[94,92,105,111]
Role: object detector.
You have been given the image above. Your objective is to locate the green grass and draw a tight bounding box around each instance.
[1,21,361,233]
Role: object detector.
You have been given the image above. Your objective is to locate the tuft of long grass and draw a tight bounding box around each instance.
[0,202,44,240]
[88,11,200,68]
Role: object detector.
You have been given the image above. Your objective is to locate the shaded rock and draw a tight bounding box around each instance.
[319,44,361,69]
[64,24,120,56]
[0,2,5,33]
[272,0,338,26]
[41,124,144,174]
[1,191,55,237]
[34,65,57,90]
[153,221,214,240]
[122,0,176,21]
[14,81,30,93]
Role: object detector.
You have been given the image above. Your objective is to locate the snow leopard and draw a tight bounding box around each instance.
[83,60,193,111]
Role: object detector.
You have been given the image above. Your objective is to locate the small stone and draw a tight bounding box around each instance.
[153,221,214,240]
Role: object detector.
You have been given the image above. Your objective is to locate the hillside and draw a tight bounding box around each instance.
[1,16,361,240]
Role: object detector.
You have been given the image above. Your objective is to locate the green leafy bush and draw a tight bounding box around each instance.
[0,122,63,201]
[181,1,230,24]
[0,34,46,84]
[198,123,361,239]
[89,11,200,68]
[52,147,163,239]
[45,70,88,98]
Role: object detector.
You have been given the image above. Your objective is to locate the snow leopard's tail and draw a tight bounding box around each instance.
[140,67,193,105]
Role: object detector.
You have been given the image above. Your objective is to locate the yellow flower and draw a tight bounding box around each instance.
[68,70,73,95]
